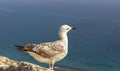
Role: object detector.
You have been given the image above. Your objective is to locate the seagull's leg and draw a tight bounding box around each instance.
[51,62,55,70]
[48,63,54,71]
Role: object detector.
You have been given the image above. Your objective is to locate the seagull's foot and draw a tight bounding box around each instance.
[47,68,54,71]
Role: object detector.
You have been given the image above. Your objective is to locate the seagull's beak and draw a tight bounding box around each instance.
[72,27,76,30]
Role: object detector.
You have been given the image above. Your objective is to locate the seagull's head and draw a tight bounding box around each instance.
[59,24,75,33]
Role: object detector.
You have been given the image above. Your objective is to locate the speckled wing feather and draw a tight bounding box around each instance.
[24,41,64,58]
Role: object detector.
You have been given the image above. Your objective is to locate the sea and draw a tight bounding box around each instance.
[0,0,120,71]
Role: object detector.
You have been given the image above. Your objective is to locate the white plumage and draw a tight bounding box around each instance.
[15,24,75,71]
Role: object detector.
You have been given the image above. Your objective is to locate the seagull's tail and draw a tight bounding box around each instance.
[15,45,26,51]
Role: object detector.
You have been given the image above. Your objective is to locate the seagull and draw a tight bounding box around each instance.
[15,24,75,71]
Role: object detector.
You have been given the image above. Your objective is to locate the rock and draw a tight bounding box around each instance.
[0,55,47,71]
[0,55,83,71]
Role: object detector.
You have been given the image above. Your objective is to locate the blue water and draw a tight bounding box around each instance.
[0,0,120,71]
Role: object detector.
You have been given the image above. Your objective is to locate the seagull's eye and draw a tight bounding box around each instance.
[67,28,70,30]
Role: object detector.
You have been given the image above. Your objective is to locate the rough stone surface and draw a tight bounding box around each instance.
[0,55,83,71]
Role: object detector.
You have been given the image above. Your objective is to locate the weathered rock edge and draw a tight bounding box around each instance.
[0,55,82,71]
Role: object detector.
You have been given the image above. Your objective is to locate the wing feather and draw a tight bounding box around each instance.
[26,42,64,58]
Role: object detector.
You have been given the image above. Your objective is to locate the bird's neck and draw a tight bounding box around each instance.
[58,31,68,46]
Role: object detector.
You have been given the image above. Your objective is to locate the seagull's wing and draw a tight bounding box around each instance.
[32,42,64,58]
[16,41,64,58]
